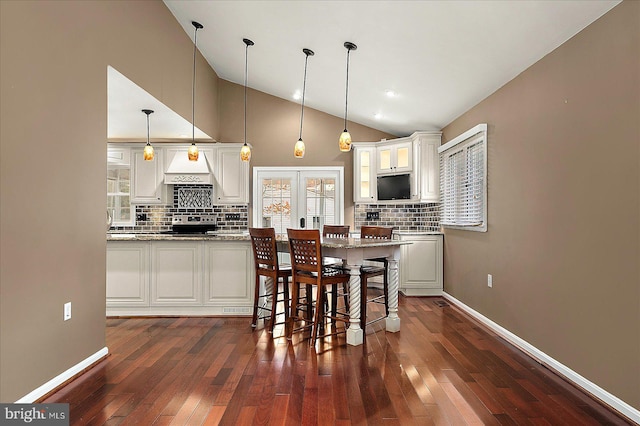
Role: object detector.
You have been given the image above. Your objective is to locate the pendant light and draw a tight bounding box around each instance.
[294,48,314,159]
[188,21,203,161]
[339,41,357,152]
[240,38,254,162]
[142,109,154,161]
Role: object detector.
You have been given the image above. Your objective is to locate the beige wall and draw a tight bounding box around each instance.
[0,0,219,402]
[441,1,639,409]
[217,79,393,227]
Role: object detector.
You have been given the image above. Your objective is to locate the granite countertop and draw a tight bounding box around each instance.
[107,232,251,242]
[392,230,443,235]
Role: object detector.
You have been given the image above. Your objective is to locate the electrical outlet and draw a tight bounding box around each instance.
[225,213,241,221]
[487,274,493,288]
[366,211,380,220]
[64,302,72,321]
[136,213,147,222]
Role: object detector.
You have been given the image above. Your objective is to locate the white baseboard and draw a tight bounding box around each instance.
[15,347,109,403]
[442,292,640,424]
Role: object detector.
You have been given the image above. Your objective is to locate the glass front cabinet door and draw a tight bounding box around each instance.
[353,144,377,203]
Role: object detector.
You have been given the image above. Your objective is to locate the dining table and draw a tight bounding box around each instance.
[278,236,411,346]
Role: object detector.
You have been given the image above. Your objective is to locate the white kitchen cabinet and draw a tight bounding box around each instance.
[398,233,443,296]
[215,146,249,204]
[131,147,165,204]
[203,241,254,312]
[413,132,441,202]
[106,242,149,307]
[353,143,377,203]
[377,139,413,174]
[150,241,202,306]
[106,239,255,316]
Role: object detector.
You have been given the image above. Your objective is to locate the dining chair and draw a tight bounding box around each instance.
[359,226,393,329]
[249,227,292,333]
[287,228,351,345]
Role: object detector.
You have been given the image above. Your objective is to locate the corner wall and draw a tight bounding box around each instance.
[441,1,639,409]
[0,1,219,402]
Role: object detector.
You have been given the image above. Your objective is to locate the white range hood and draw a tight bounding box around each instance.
[164,149,213,185]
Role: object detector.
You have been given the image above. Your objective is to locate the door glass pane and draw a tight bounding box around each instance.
[397,146,409,168]
[261,178,292,236]
[305,177,336,230]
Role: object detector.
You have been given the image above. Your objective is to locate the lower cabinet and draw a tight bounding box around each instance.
[203,242,253,313]
[107,240,254,316]
[106,242,149,306]
[151,242,203,306]
[398,234,443,296]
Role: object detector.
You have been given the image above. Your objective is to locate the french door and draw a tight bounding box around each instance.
[253,167,344,236]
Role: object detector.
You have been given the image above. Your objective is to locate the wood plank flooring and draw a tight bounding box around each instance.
[43,296,633,425]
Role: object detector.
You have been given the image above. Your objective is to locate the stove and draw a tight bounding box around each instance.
[162,214,218,234]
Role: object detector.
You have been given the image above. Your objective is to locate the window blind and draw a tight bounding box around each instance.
[438,124,487,231]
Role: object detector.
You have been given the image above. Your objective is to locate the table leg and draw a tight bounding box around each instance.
[385,256,401,332]
[346,265,364,346]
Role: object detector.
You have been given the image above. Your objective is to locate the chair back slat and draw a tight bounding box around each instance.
[249,227,279,271]
[322,225,350,238]
[360,226,393,240]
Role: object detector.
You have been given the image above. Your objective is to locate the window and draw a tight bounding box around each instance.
[107,148,133,226]
[438,124,487,232]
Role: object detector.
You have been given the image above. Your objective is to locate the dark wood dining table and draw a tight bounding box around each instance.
[278,236,410,346]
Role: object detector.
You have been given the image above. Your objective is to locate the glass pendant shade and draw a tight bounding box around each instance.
[294,138,305,158]
[240,143,251,162]
[339,130,352,152]
[143,143,154,161]
[188,143,199,161]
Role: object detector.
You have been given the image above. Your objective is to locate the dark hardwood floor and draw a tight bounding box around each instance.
[44,295,632,425]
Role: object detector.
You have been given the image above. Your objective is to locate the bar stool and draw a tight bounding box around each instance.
[359,226,393,329]
[322,225,350,321]
[249,227,292,333]
[287,228,351,345]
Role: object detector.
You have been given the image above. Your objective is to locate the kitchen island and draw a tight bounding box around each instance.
[107,233,255,316]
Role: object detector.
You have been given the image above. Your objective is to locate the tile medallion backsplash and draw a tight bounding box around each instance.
[110,185,248,233]
[355,203,441,232]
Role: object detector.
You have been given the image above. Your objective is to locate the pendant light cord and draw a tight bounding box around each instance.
[299,53,309,140]
[192,25,199,143]
[244,42,248,145]
[344,48,351,131]
[146,113,150,145]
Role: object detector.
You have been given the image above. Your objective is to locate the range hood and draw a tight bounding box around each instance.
[164,150,213,185]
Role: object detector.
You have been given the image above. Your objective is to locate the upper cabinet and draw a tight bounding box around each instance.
[131,148,165,204]
[353,144,377,203]
[376,138,412,174]
[214,146,249,204]
[353,131,441,204]
[109,143,250,208]
[413,132,441,203]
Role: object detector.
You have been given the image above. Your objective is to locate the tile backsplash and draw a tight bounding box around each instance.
[355,203,441,232]
[110,185,248,233]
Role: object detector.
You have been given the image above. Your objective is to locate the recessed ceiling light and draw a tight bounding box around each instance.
[293,91,301,100]
[385,90,396,98]
[374,113,383,120]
